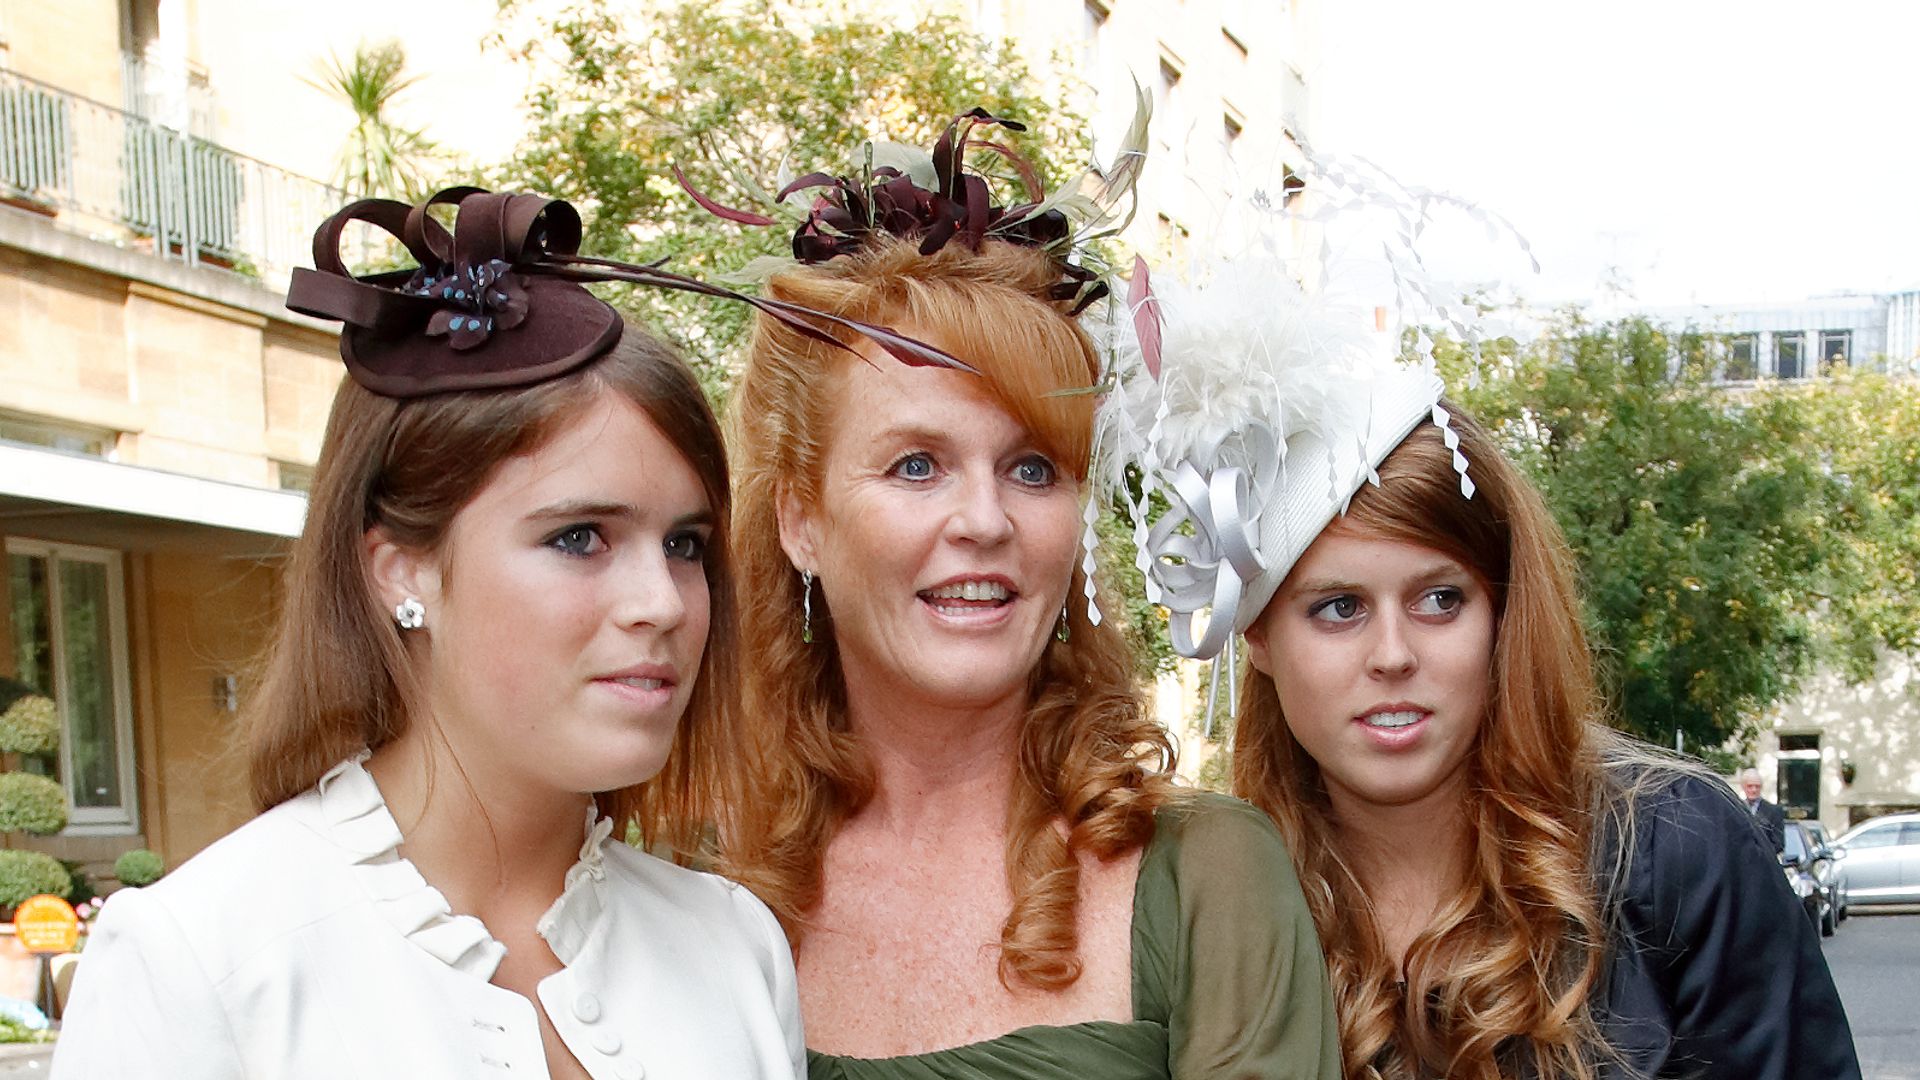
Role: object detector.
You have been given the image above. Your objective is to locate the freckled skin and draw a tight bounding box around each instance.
[780,353,1138,1056]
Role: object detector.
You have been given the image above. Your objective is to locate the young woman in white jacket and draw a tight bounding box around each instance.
[54,189,806,1080]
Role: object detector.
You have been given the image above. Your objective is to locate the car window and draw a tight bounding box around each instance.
[1807,824,1830,846]
[1902,823,1920,847]
[1784,827,1808,861]
[1846,826,1900,849]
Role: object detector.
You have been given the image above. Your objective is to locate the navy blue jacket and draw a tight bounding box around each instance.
[1597,774,1859,1079]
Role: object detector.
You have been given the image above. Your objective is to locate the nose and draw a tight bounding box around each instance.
[942,469,1015,547]
[1367,611,1418,679]
[611,548,691,633]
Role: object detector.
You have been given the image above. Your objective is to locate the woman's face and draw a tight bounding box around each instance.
[781,350,1082,717]
[1244,522,1495,816]
[382,391,713,798]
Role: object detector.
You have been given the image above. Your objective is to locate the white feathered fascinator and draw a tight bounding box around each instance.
[1092,163,1518,723]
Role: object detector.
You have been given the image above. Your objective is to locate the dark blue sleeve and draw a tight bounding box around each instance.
[1621,776,1859,1079]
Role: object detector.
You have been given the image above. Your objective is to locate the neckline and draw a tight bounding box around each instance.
[806,798,1183,1063]
[311,753,614,979]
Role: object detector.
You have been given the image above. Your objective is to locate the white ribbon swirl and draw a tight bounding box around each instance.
[1144,423,1284,660]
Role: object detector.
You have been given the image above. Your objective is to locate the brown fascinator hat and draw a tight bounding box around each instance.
[287,185,973,398]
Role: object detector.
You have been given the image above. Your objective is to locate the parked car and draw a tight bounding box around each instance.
[1781,822,1835,936]
[1802,821,1848,923]
[1833,811,1920,907]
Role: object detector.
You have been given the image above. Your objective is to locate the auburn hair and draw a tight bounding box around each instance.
[1235,409,1621,1080]
[722,236,1177,990]
[244,327,744,857]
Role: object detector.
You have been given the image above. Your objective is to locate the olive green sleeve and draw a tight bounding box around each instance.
[1144,793,1342,1080]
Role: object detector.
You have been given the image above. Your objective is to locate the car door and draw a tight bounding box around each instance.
[1900,823,1920,903]
[1838,823,1907,900]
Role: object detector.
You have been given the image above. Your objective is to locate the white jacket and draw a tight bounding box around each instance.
[53,757,805,1080]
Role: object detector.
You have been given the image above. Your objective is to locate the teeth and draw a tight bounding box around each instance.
[1365,711,1423,729]
[926,580,1010,602]
[613,677,666,690]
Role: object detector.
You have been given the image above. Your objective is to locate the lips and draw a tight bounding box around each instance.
[592,663,679,703]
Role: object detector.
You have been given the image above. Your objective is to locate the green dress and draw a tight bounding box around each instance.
[806,792,1342,1080]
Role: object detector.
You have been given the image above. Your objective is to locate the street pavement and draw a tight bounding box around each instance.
[1827,906,1920,1080]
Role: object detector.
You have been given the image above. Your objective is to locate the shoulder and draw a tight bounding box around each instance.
[94,797,357,978]
[1609,768,1758,858]
[600,844,787,957]
[1141,790,1310,921]
[1152,789,1294,863]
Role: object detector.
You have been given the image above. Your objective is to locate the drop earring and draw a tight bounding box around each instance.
[394,597,426,631]
[800,569,815,644]
[1055,604,1070,643]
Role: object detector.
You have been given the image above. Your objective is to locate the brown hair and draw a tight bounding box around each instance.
[723,236,1177,990]
[1235,409,1618,1080]
[244,327,742,855]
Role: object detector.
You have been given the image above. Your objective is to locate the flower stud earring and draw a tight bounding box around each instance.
[394,597,426,631]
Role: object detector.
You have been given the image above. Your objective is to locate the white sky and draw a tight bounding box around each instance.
[1309,0,1920,308]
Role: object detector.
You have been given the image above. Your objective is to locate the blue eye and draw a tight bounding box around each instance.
[1308,595,1362,624]
[891,452,936,481]
[1012,456,1057,486]
[547,524,606,557]
[664,530,707,563]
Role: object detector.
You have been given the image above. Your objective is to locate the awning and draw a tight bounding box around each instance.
[0,442,306,554]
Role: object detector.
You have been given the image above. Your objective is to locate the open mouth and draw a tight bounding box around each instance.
[1361,710,1426,730]
[918,579,1015,617]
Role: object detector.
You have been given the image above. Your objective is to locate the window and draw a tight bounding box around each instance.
[1154,55,1184,148]
[5,539,136,831]
[1904,823,1920,846]
[1222,27,1249,62]
[276,461,315,494]
[1282,163,1306,207]
[1846,825,1900,849]
[1776,733,1820,822]
[1819,330,1851,368]
[1222,110,1244,163]
[1774,333,1806,379]
[0,415,115,458]
[1079,1,1108,78]
[1725,333,1758,381]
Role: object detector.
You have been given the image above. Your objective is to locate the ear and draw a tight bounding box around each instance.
[1242,611,1275,677]
[364,527,444,619]
[775,483,822,577]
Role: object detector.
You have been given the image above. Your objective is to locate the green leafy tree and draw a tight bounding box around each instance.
[1435,316,1919,749]
[307,41,440,200]
[487,0,1092,394]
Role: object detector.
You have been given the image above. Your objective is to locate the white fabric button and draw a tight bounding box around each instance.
[572,992,602,1023]
[593,1029,623,1056]
[615,1061,646,1080]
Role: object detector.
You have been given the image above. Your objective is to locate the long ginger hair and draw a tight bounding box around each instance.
[1236,409,1642,1080]
[724,236,1177,990]
[244,329,744,856]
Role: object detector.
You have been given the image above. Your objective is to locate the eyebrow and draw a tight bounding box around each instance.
[525,499,714,529]
[1291,562,1467,596]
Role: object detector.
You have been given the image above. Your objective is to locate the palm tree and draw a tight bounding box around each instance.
[306,41,438,199]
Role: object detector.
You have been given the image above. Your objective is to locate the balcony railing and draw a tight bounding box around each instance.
[0,67,346,290]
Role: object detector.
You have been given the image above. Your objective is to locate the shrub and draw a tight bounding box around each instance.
[0,773,66,836]
[0,695,58,757]
[0,850,71,910]
[113,848,164,887]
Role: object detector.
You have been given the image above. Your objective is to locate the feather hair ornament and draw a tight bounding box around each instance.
[1091,154,1528,729]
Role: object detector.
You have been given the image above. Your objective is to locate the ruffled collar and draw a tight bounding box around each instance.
[312,753,614,981]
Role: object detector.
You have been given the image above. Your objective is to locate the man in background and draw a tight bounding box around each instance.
[1740,767,1787,853]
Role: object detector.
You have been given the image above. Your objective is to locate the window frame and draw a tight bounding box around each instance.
[1774,332,1807,379]
[5,537,139,834]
